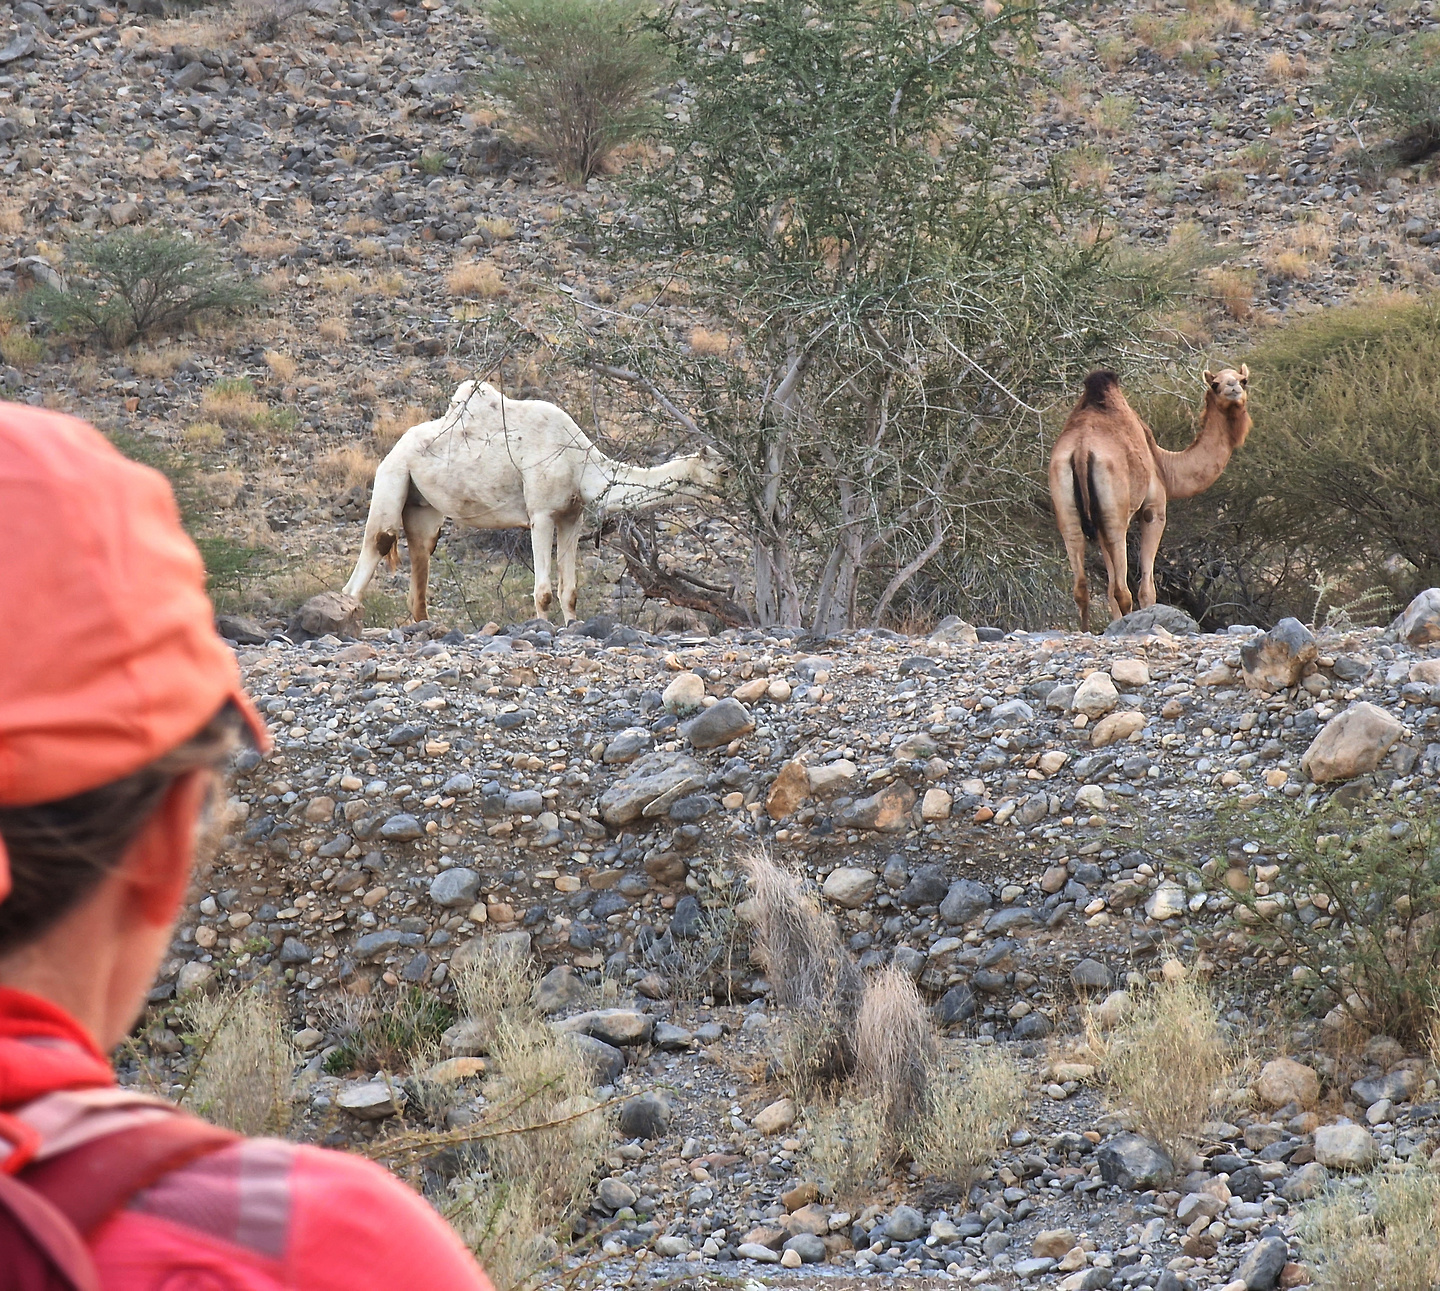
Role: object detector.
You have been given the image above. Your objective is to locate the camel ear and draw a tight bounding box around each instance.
[1203,370,1217,388]
[1239,363,1249,384]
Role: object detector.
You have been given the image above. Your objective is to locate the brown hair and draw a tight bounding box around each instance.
[0,704,246,956]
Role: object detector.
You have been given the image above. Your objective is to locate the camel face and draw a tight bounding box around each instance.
[692,444,728,492]
[1204,365,1249,409]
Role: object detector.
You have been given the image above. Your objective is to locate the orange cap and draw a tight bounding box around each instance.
[0,403,269,903]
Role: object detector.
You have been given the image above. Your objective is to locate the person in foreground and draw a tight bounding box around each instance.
[0,403,494,1290]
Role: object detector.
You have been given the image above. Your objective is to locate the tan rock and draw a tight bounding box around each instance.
[1300,702,1403,783]
[785,1203,830,1236]
[1255,1057,1320,1110]
[780,1249,803,1268]
[753,1097,798,1134]
[921,787,953,821]
[767,678,793,702]
[1409,659,1440,685]
[663,672,707,715]
[1072,672,1119,717]
[1091,710,1146,747]
[425,1056,488,1083]
[733,677,769,703]
[1388,587,1440,646]
[304,796,336,822]
[1033,1229,1076,1260]
[781,1181,820,1212]
[808,760,858,797]
[766,760,811,819]
[1038,750,1069,775]
[1111,658,1150,687]
[822,867,878,908]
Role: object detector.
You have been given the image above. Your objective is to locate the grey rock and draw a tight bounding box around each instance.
[1314,1122,1379,1169]
[1102,605,1200,636]
[989,699,1034,727]
[603,727,652,764]
[559,1008,654,1046]
[619,1091,671,1139]
[562,1032,624,1085]
[505,790,545,814]
[279,937,311,964]
[1387,587,1440,646]
[288,590,363,640]
[441,773,475,795]
[595,1177,638,1212]
[337,1078,406,1120]
[886,1205,926,1242]
[429,867,481,908]
[1013,1258,1058,1280]
[935,983,976,1024]
[1071,958,1111,991]
[1240,617,1317,691]
[940,879,993,925]
[1236,1235,1289,1291]
[898,863,949,907]
[1097,1133,1173,1190]
[215,613,267,644]
[735,1243,781,1263]
[598,751,707,826]
[653,1021,694,1050]
[1279,1161,1329,1201]
[534,965,587,1014]
[1012,1012,1052,1040]
[984,907,1035,935]
[1352,1068,1421,1106]
[386,723,427,747]
[682,698,755,749]
[353,930,404,961]
[0,31,37,64]
[379,814,423,841]
[892,945,926,979]
[782,1233,827,1263]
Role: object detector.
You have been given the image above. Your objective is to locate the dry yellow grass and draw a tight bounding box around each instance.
[260,268,292,295]
[183,420,226,447]
[807,1098,887,1205]
[447,259,507,298]
[689,326,735,356]
[476,216,516,241]
[375,270,406,296]
[356,238,387,260]
[316,444,378,490]
[0,331,45,370]
[374,402,426,450]
[909,1047,1027,1189]
[181,985,296,1136]
[131,346,190,379]
[0,207,24,236]
[264,349,298,382]
[1206,266,1258,319]
[201,380,268,429]
[239,233,297,260]
[344,214,384,236]
[317,317,351,344]
[1266,49,1306,82]
[1064,145,1113,191]
[1085,969,1231,1159]
[319,269,362,295]
[1270,250,1313,280]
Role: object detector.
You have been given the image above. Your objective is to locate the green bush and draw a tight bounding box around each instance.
[1193,800,1440,1048]
[1141,295,1440,627]
[27,230,259,347]
[1328,34,1440,164]
[483,0,670,182]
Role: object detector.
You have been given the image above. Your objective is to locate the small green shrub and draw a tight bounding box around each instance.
[1329,35,1440,164]
[27,230,259,347]
[418,151,451,175]
[483,0,670,181]
[1194,801,1440,1048]
[324,986,456,1074]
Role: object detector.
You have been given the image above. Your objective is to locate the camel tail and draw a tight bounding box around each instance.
[1078,370,1121,410]
[1071,453,1101,542]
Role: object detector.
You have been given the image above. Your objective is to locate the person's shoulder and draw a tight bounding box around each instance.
[284,1143,493,1291]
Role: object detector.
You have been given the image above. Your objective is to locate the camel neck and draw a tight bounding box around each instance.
[1151,400,1247,500]
[582,453,696,510]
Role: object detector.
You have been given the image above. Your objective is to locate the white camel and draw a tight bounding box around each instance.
[343,381,726,623]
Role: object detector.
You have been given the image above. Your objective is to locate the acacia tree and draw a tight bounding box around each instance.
[583,0,1143,630]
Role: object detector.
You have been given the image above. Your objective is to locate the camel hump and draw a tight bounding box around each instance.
[1079,370,1122,409]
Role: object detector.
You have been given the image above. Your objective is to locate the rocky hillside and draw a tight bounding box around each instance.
[119,590,1440,1291]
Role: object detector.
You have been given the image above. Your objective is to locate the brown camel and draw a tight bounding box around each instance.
[1049,366,1251,631]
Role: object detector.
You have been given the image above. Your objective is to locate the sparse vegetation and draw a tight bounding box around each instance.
[908,1047,1028,1189]
[447,259,508,299]
[179,985,297,1136]
[1299,1166,1440,1291]
[323,985,456,1075]
[483,0,671,182]
[1085,970,1230,1159]
[25,230,259,347]
[1329,34,1440,164]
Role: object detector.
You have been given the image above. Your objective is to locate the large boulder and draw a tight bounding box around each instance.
[1300,702,1403,783]
[1236,1235,1290,1291]
[839,781,916,833]
[1103,604,1200,636]
[1255,1057,1320,1110]
[288,590,363,640]
[1313,1122,1378,1170]
[681,698,755,749]
[1387,587,1440,646]
[1240,617,1317,692]
[1072,672,1119,718]
[598,751,707,825]
[1097,1134,1173,1190]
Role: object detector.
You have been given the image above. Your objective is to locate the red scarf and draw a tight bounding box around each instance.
[0,987,113,1107]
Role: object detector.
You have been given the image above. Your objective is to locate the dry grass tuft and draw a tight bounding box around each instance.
[375,270,407,296]
[201,378,268,429]
[806,1097,887,1205]
[345,214,384,236]
[319,268,363,295]
[1299,1166,1440,1291]
[374,402,427,451]
[742,851,863,1088]
[316,444,378,491]
[131,345,190,379]
[240,233,297,260]
[0,330,44,370]
[1267,49,1306,83]
[1085,970,1230,1158]
[181,984,296,1136]
[183,421,226,447]
[688,326,735,356]
[908,1046,1027,1190]
[1205,266,1257,319]
[476,216,516,241]
[855,966,936,1133]
[447,260,508,299]
[0,206,26,236]
[1063,144,1114,191]
[318,316,351,344]
[1095,34,1132,72]
[264,349,298,382]
[1270,250,1314,281]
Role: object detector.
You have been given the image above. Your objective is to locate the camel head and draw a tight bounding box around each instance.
[685,444,728,493]
[1204,364,1249,409]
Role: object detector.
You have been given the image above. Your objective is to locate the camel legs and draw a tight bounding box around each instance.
[1135,497,1167,610]
[343,532,387,602]
[1096,521,1134,623]
[555,512,583,623]
[529,513,557,620]
[1058,524,1092,634]
[402,501,444,622]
